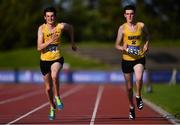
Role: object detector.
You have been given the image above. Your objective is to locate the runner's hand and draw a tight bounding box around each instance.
[51,34,59,43]
[72,44,77,51]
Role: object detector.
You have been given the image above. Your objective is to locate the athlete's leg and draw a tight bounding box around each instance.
[124,73,134,107]
[51,62,62,97]
[43,73,56,108]
[124,73,136,119]
[51,62,64,110]
[134,64,144,110]
[133,64,144,97]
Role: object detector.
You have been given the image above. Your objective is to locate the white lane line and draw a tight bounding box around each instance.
[0,90,43,105]
[90,85,104,125]
[6,85,84,125]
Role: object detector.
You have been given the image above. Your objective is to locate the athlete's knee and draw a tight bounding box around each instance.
[136,79,143,84]
[51,75,58,84]
[51,75,57,81]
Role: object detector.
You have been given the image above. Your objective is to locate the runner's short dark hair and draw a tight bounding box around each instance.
[123,5,136,13]
[44,6,57,16]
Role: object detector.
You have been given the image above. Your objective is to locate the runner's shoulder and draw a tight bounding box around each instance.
[38,24,46,31]
[137,22,145,28]
[119,23,126,33]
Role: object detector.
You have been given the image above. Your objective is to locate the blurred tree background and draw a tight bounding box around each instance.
[0,0,179,51]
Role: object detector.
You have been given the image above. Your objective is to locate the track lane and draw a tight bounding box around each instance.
[0,84,69,124]
[0,84,42,100]
[14,85,98,124]
[95,84,172,124]
[0,84,174,124]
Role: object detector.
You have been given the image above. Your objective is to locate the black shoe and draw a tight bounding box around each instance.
[129,107,135,120]
[136,97,143,110]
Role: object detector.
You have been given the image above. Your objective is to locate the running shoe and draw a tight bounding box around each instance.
[49,106,55,120]
[129,107,135,120]
[136,97,143,110]
[55,96,64,110]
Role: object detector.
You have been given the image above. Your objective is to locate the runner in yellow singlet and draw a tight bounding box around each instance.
[37,6,77,120]
[115,5,150,120]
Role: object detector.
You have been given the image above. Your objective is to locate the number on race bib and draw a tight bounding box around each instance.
[126,46,140,55]
[46,44,58,52]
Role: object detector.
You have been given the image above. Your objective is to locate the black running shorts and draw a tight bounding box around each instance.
[40,57,64,76]
[121,57,145,73]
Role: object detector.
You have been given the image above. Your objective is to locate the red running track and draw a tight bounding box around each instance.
[0,83,172,124]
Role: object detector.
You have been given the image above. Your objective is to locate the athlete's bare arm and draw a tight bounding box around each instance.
[61,23,77,51]
[37,25,58,51]
[141,23,150,53]
[115,25,126,51]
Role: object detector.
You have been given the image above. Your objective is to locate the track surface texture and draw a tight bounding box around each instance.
[0,84,173,124]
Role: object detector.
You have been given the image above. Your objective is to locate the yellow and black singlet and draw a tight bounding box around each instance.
[122,22,144,61]
[40,23,63,61]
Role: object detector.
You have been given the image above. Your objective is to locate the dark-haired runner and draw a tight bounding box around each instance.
[37,6,77,120]
[115,5,150,120]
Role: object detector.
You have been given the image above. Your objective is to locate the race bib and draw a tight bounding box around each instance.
[46,44,58,52]
[126,46,140,55]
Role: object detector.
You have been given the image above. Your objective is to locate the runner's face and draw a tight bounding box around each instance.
[124,10,135,23]
[44,12,56,25]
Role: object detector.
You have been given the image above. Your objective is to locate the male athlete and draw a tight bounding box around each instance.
[115,5,150,120]
[37,6,77,120]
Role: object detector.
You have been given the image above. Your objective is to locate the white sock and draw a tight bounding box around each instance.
[55,96,59,99]
[130,106,134,109]
[136,95,140,98]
